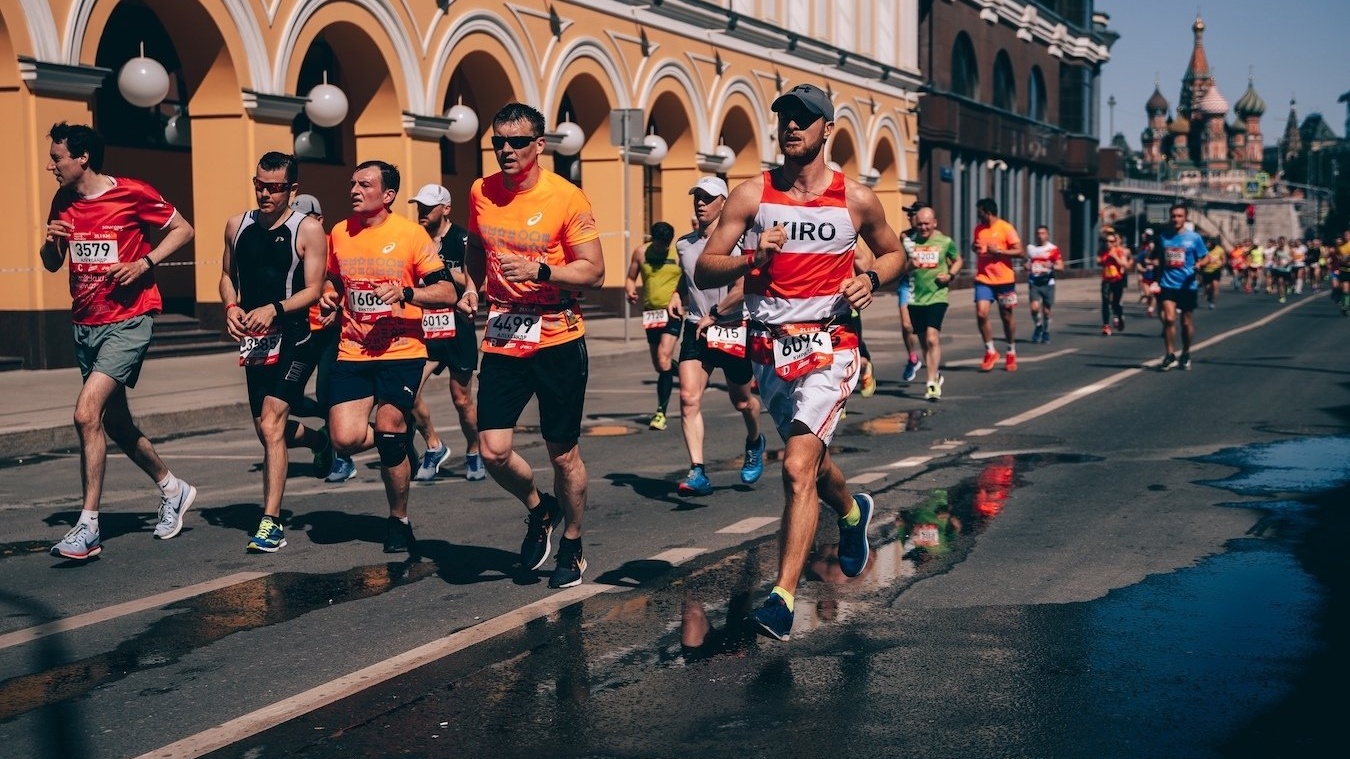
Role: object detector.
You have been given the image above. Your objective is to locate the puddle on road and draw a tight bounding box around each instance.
[855,409,931,436]
[1195,435,1350,496]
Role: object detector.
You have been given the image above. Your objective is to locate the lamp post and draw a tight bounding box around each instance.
[1108,94,1116,139]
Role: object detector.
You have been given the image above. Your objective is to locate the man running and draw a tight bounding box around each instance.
[459,103,605,589]
[906,207,962,401]
[406,183,485,482]
[40,122,198,560]
[1099,231,1131,335]
[971,198,1025,371]
[219,152,328,552]
[1151,203,1206,371]
[667,176,765,496]
[1024,224,1064,343]
[624,221,681,431]
[898,202,926,383]
[320,161,457,553]
[695,83,908,641]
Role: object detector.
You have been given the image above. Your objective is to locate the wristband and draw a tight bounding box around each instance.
[271,301,284,318]
[865,270,880,293]
[709,304,720,319]
[402,286,415,304]
[226,303,238,312]
[144,256,156,269]
[537,262,552,282]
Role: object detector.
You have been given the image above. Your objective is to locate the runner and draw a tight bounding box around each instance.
[406,183,485,482]
[1199,235,1226,309]
[666,176,765,496]
[624,221,681,431]
[905,207,961,401]
[971,198,1025,371]
[458,103,605,589]
[694,83,908,641]
[40,122,198,560]
[1151,204,1206,371]
[1227,239,1248,293]
[1334,234,1350,315]
[219,152,328,552]
[898,202,927,383]
[1099,231,1131,335]
[1138,228,1159,313]
[1024,224,1064,343]
[1269,240,1293,303]
[320,160,457,554]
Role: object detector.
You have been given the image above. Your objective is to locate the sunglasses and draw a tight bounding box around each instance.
[491,135,539,151]
[253,179,293,193]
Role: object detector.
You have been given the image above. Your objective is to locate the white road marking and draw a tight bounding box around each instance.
[648,547,707,565]
[0,572,269,651]
[717,517,779,533]
[886,456,932,468]
[967,428,998,436]
[847,471,889,485]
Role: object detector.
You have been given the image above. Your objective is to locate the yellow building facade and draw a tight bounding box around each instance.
[0,0,921,369]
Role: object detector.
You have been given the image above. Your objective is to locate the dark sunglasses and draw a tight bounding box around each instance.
[491,135,539,151]
[253,179,293,193]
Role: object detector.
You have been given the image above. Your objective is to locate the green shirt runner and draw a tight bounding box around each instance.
[908,230,961,306]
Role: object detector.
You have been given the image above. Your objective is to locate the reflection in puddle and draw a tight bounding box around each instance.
[857,410,931,436]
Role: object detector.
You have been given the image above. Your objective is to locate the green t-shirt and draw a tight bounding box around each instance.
[909,231,961,306]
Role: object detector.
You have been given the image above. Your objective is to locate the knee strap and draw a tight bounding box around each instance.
[375,431,408,468]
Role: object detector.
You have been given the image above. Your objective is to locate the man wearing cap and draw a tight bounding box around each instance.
[406,183,485,483]
[898,201,928,384]
[665,176,765,497]
[695,82,908,641]
[219,151,329,552]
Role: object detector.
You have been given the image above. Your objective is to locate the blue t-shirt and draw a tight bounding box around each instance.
[1157,229,1206,291]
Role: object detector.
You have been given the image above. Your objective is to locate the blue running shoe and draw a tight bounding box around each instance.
[678,466,713,496]
[246,516,286,553]
[838,493,873,578]
[464,453,487,481]
[413,444,451,482]
[740,435,766,484]
[750,592,794,641]
[902,356,922,383]
[50,522,101,560]
[325,456,356,483]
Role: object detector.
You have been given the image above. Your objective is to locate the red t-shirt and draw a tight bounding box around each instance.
[48,177,176,325]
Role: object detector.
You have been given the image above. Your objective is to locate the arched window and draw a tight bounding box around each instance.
[1028,66,1048,122]
[993,51,1016,112]
[952,33,978,100]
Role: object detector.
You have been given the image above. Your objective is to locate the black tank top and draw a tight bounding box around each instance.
[232,210,306,328]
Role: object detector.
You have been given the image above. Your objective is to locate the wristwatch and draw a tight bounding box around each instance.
[537,262,552,282]
[709,304,720,319]
[401,286,415,304]
[864,270,880,293]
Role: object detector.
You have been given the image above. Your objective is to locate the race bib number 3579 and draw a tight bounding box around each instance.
[70,232,119,268]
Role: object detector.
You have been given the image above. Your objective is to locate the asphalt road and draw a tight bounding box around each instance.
[1,286,1346,759]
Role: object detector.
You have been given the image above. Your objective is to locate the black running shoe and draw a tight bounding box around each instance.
[521,493,562,570]
[548,537,586,589]
[1159,353,1177,372]
[383,516,416,554]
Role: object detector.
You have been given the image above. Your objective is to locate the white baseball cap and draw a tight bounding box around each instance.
[409,183,452,206]
[689,176,728,198]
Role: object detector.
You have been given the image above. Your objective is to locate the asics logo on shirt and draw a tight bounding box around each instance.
[526,212,544,226]
[382,242,397,254]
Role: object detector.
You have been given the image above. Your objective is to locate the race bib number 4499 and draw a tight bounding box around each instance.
[485,307,543,356]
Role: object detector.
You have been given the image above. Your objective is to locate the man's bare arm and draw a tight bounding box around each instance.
[695,178,764,289]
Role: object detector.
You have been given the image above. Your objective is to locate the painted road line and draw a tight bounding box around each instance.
[0,572,270,652]
[993,300,1310,429]
[649,548,707,565]
[717,517,779,534]
[967,429,997,437]
[931,440,962,450]
[886,456,932,469]
[847,471,889,485]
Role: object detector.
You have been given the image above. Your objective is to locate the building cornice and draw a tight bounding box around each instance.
[17,57,109,100]
[961,0,1112,65]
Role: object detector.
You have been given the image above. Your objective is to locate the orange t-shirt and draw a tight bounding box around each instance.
[469,169,600,354]
[327,212,444,361]
[973,218,1021,285]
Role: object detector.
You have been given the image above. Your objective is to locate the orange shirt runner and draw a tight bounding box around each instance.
[973,218,1021,286]
[469,169,600,355]
[327,213,444,361]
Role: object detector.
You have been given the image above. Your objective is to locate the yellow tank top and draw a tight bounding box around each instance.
[640,246,680,310]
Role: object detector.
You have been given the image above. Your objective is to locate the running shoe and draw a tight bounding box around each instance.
[153,482,197,540]
[838,493,873,578]
[325,456,356,483]
[1102,325,1112,336]
[648,411,667,431]
[678,466,714,496]
[548,538,586,589]
[246,516,286,553]
[412,444,451,482]
[859,359,877,397]
[902,356,922,383]
[383,516,416,554]
[740,435,766,484]
[979,350,999,372]
[1279,296,1286,303]
[924,374,944,402]
[1005,353,1018,372]
[50,523,100,560]
[1041,330,1051,344]
[1114,315,1125,331]
[1179,353,1192,371]
[1032,325,1045,344]
[312,425,333,478]
[1160,353,1178,372]
[465,453,487,481]
[750,592,794,641]
[521,493,562,570]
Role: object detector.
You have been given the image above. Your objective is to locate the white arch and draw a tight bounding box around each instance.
[637,60,709,148]
[544,37,629,118]
[711,76,772,162]
[275,0,424,112]
[426,11,539,113]
[866,113,908,180]
[16,0,58,60]
[64,0,267,91]
[828,104,866,169]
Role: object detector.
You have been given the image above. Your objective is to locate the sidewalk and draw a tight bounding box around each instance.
[0,278,1105,460]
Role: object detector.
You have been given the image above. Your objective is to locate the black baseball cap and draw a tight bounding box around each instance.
[771,84,835,121]
[903,200,930,214]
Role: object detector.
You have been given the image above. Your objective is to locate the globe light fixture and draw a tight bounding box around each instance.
[641,133,668,166]
[550,119,584,156]
[445,100,479,144]
[118,43,170,108]
[304,72,348,128]
[713,143,735,173]
[294,130,326,158]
